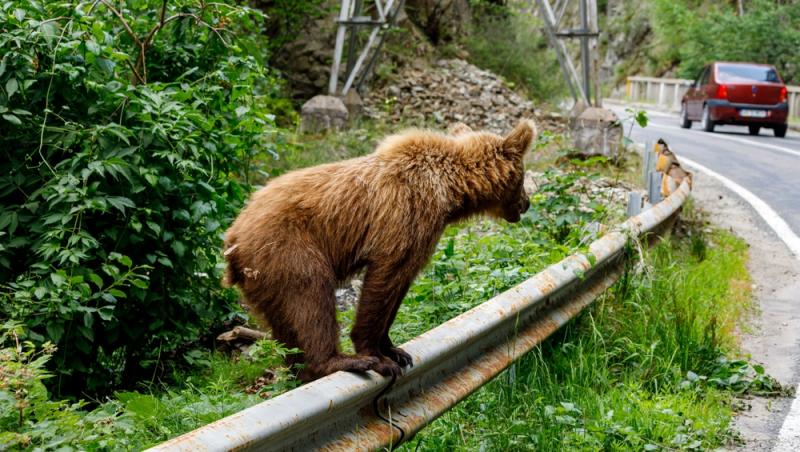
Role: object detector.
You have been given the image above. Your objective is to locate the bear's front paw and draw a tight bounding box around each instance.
[384,346,413,368]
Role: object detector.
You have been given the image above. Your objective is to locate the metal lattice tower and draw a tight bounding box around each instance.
[328,0,405,96]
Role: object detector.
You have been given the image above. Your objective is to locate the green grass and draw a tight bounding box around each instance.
[399,217,776,451]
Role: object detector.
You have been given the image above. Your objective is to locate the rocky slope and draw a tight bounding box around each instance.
[363,58,566,134]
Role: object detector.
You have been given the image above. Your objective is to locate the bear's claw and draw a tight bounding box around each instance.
[371,358,403,377]
[385,346,413,368]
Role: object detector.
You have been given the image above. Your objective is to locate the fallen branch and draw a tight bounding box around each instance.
[216,326,267,343]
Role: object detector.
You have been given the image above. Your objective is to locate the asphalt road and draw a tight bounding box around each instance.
[610,106,800,233]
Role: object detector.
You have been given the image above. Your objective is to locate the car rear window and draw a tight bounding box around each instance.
[717,64,780,83]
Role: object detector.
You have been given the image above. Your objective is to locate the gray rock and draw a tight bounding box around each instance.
[570,107,624,159]
[300,95,349,133]
[343,90,363,120]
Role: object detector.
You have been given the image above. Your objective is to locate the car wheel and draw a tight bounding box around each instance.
[680,103,692,129]
[701,105,715,132]
[748,125,760,136]
[774,124,788,138]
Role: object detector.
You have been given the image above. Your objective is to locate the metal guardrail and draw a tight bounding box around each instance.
[148,180,691,452]
[625,76,693,112]
[625,76,800,119]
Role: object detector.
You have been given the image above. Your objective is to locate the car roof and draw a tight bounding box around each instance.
[712,61,778,70]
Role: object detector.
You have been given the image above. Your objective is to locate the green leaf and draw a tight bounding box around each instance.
[5,78,18,98]
[0,213,11,230]
[634,110,649,128]
[235,105,250,117]
[131,278,149,289]
[120,255,133,267]
[107,196,135,214]
[83,312,94,329]
[120,393,164,419]
[97,307,114,321]
[46,322,64,343]
[147,221,161,235]
[171,240,186,257]
[86,39,101,55]
[108,288,127,299]
[50,272,66,286]
[88,272,103,289]
[2,114,21,125]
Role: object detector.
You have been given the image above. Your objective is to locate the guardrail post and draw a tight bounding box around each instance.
[672,84,680,110]
[648,171,663,204]
[627,191,643,217]
[658,82,666,108]
[641,139,653,187]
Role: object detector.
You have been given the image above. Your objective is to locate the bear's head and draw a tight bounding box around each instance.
[491,120,536,223]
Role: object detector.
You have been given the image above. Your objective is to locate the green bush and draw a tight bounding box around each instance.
[464,5,567,104]
[0,0,286,395]
[651,0,800,83]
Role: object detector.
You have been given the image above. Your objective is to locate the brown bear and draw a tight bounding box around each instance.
[223,119,537,381]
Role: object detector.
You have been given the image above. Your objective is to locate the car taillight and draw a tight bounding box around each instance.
[716,84,728,99]
[780,86,788,102]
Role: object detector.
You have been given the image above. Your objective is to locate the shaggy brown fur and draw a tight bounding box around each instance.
[223,120,537,381]
[654,138,692,197]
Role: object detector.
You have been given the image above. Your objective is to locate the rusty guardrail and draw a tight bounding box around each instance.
[148,180,691,452]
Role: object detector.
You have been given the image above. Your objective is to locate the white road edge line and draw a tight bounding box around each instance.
[677,156,800,452]
[679,156,800,257]
[647,119,800,159]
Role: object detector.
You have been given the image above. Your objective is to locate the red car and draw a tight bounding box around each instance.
[680,62,788,137]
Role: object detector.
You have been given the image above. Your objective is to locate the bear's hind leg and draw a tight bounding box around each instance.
[268,323,304,373]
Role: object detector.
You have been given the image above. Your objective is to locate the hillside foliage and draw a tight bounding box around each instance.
[0,0,287,395]
[650,0,800,82]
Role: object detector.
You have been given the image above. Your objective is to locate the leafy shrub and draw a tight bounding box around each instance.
[0,0,286,395]
[527,170,605,243]
[464,6,566,104]
[0,321,137,450]
[252,0,328,51]
[651,0,800,83]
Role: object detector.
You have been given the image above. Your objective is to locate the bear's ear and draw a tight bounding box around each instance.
[502,119,537,158]
[448,122,473,136]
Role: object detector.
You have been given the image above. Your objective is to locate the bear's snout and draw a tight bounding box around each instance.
[520,196,530,214]
[502,196,529,223]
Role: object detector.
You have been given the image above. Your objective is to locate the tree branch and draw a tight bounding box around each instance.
[126,59,145,85]
[98,0,142,47]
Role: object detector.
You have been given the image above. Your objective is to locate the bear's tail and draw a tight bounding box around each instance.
[222,242,242,288]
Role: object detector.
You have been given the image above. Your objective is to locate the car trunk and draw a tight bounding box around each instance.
[725,83,783,105]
